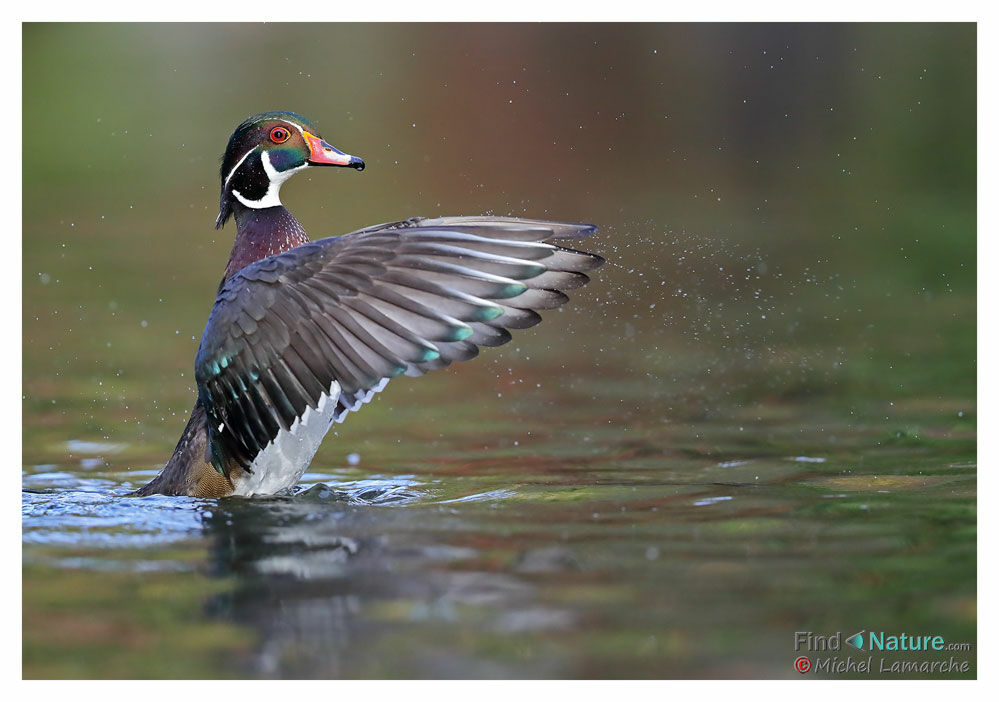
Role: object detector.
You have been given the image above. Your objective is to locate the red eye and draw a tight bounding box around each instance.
[269,126,290,143]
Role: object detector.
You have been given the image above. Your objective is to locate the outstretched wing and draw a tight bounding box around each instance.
[194,216,603,474]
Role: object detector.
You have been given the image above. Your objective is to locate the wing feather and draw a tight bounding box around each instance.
[195,216,603,474]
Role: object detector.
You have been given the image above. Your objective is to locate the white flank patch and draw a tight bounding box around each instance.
[231,150,309,210]
[231,380,342,496]
[334,377,390,424]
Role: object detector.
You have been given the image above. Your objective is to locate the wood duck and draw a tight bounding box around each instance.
[134,111,603,498]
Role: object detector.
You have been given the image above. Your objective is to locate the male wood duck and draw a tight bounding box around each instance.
[134,111,603,498]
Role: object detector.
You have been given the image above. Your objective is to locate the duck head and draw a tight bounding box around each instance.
[216,111,364,229]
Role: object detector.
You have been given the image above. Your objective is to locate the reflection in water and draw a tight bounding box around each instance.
[22,436,978,679]
[201,486,573,678]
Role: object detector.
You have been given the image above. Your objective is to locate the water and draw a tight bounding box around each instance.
[22,331,976,677]
[21,216,977,679]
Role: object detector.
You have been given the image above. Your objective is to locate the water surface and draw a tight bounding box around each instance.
[23,325,976,678]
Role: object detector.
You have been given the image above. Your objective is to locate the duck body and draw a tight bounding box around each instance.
[134,112,603,498]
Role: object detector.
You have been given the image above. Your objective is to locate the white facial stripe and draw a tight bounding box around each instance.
[225,118,314,210]
[223,146,257,190]
[261,148,308,187]
[225,118,307,188]
[247,116,308,137]
[231,150,309,209]
[231,188,263,209]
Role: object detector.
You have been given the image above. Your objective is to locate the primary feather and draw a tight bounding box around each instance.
[193,216,603,477]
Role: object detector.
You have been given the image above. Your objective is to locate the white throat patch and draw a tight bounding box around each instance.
[231,150,309,210]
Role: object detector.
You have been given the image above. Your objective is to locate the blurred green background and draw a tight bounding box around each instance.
[23,23,976,679]
[23,23,975,421]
